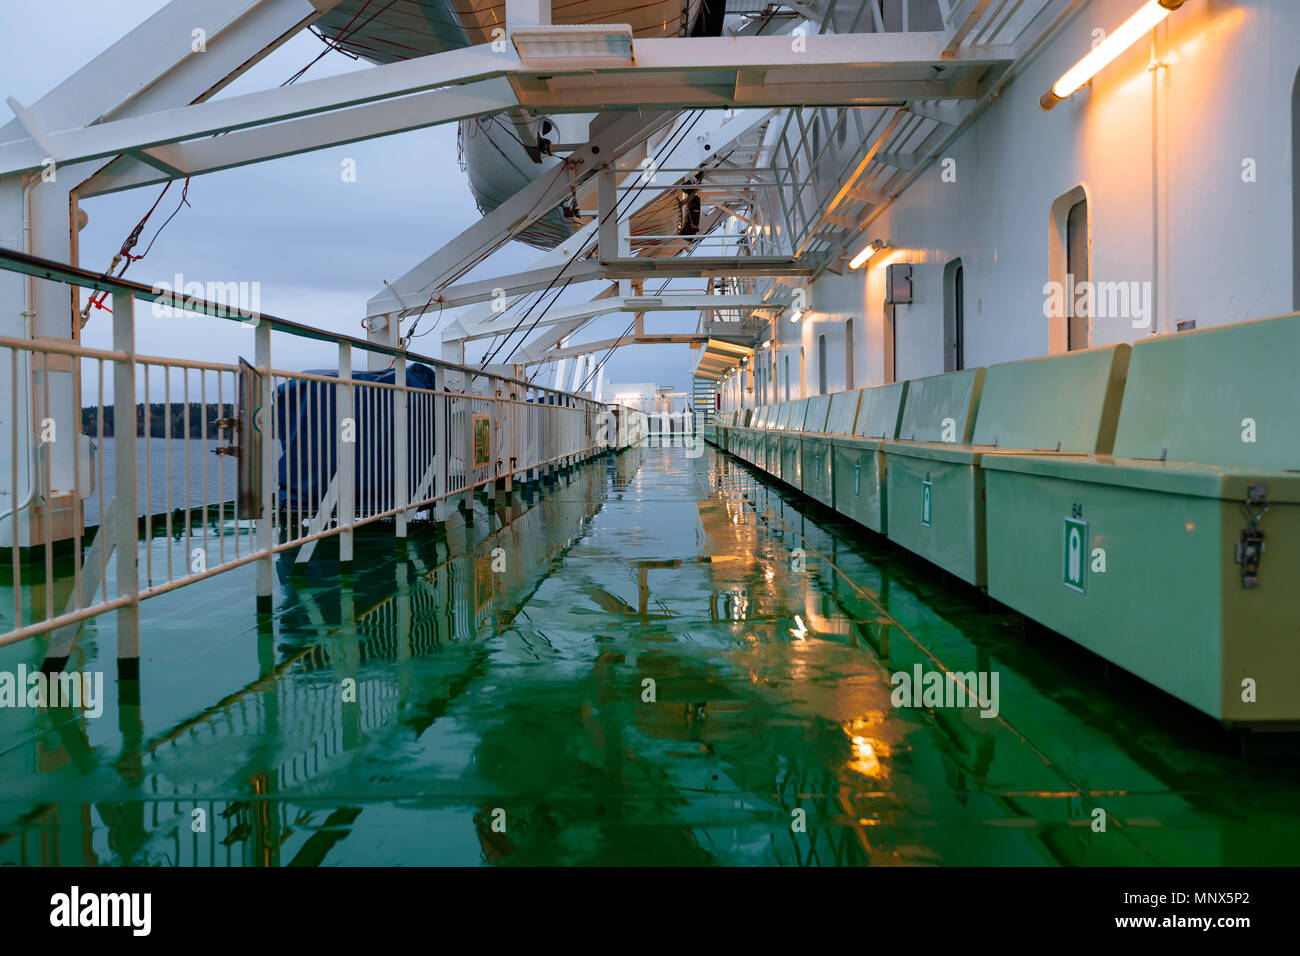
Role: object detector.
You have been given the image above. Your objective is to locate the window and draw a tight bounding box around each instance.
[784,354,790,400]
[1066,198,1089,350]
[943,259,965,371]
[799,347,806,399]
[845,319,855,390]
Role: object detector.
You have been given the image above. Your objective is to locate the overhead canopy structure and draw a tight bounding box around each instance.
[0,0,1073,384]
[692,338,754,381]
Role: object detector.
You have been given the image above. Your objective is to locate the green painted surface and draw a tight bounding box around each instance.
[780,433,803,490]
[7,443,1300,866]
[887,349,1129,589]
[895,369,983,443]
[763,431,782,476]
[984,469,1251,720]
[980,314,1300,725]
[971,345,1130,454]
[854,381,908,439]
[832,438,889,533]
[1112,312,1300,468]
[825,388,863,436]
[885,452,985,586]
[800,436,833,506]
[803,395,832,434]
[785,398,810,432]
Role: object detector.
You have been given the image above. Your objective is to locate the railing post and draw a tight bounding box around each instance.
[505,386,515,494]
[463,384,475,522]
[255,321,273,614]
[433,372,447,525]
[111,290,140,679]
[394,353,407,541]
[338,343,354,571]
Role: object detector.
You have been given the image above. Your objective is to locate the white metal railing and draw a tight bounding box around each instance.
[0,248,625,653]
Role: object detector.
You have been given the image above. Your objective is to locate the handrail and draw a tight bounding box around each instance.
[0,247,601,407]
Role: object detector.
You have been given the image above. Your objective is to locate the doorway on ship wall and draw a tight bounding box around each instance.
[817,334,827,394]
[943,259,965,371]
[1049,185,1091,352]
[1293,65,1300,310]
[1066,198,1089,349]
[845,319,855,389]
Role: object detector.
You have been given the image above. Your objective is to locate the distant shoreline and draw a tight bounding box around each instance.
[81,402,235,439]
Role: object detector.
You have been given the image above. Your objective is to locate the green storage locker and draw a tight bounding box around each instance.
[766,402,792,481]
[719,410,736,454]
[757,405,775,464]
[780,399,810,488]
[799,394,834,506]
[831,382,908,533]
[731,408,750,455]
[984,314,1300,725]
[754,403,769,463]
[735,409,753,463]
[882,367,989,583]
[886,347,1130,586]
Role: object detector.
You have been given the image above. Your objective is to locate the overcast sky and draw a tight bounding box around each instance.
[0,0,698,394]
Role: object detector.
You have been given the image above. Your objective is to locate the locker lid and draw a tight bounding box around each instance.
[896,369,983,443]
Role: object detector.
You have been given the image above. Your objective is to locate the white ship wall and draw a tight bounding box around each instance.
[725,0,1300,409]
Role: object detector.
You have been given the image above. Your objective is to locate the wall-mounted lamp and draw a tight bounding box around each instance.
[1040,0,1184,110]
[849,238,887,270]
[788,310,803,324]
[761,339,772,348]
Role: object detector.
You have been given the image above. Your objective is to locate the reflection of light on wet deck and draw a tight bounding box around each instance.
[844,719,888,779]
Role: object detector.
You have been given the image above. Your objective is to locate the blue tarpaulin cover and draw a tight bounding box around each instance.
[274,363,438,511]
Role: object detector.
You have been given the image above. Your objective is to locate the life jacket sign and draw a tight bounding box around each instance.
[1063,517,1088,593]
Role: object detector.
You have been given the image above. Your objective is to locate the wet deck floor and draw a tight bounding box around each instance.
[2,443,1299,865]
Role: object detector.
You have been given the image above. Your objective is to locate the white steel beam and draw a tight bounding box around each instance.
[81,78,520,196]
[942,0,996,57]
[367,109,672,320]
[434,259,605,310]
[401,108,773,358]
[0,43,513,176]
[0,34,1014,179]
[524,332,710,365]
[0,0,341,149]
[450,293,771,343]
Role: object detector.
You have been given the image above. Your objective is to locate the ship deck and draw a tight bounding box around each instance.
[2,443,1298,866]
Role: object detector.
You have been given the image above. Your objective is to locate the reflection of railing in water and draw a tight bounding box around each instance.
[0,465,614,867]
[0,248,625,656]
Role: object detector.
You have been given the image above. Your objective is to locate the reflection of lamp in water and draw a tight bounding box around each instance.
[790,614,808,639]
[844,720,885,778]
[850,736,880,776]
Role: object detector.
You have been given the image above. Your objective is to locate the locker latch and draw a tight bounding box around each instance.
[1234,482,1269,589]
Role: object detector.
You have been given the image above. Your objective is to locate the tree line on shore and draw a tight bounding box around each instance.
[81,402,235,439]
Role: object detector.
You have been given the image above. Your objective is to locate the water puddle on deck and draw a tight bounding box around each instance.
[2,443,1299,865]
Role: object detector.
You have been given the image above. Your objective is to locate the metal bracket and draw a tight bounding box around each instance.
[213,416,240,457]
[1234,482,1269,589]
